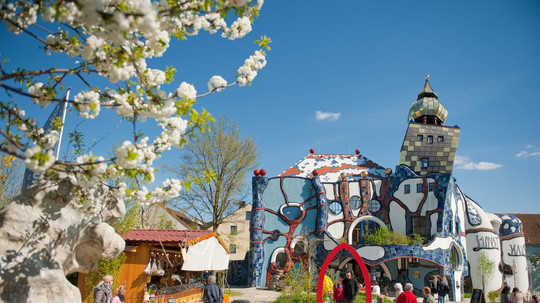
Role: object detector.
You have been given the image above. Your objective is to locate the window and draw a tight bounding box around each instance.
[421,158,429,168]
[329,201,343,215]
[411,216,429,239]
[349,196,362,210]
[352,220,377,245]
[367,200,381,213]
[230,225,238,235]
[427,136,433,144]
[245,211,252,220]
[294,241,305,255]
[428,182,435,191]
[451,246,461,270]
[276,252,287,269]
[417,135,423,141]
[404,184,411,194]
[417,184,423,193]
[229,244,237,254]
[437,136,444,142]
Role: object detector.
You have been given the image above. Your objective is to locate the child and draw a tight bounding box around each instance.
[530,295,538,303]
[325,291,333,303]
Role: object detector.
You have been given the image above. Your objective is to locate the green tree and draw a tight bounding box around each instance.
[476,251,496,301]
[169,116,258,231]
[0,153,23,208]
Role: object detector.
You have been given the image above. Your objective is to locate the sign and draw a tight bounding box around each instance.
[471,289,485,303]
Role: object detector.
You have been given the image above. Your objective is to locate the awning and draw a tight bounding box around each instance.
[182,235,230,271]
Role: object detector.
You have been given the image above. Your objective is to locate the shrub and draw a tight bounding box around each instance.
[488,290,500,302]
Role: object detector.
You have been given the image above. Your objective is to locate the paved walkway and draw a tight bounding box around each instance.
[227,286,282,303]
[226,286,473,303]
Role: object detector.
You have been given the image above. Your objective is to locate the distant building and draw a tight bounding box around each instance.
[145,202,203,230]
[248,78,531,300]
[212,202,252,261]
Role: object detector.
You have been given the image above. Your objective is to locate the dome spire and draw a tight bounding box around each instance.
[408,77,448,125]
[417,75,438,100]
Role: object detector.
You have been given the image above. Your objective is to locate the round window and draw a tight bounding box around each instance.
[276,252,287,269]
[367,199,381,213]
[294,241,305,255]
[349,196,362,210]
[329,201,343,215]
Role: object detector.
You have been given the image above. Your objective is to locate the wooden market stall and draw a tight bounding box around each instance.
[78,229,230,303]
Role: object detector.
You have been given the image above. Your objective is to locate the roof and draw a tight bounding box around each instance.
[166,207,203,228]
[123,229,213,244]
[506,213,540,245]
[408,78,448,124]
[279,152,387,182]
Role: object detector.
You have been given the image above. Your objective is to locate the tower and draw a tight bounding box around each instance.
[399,77,460,175]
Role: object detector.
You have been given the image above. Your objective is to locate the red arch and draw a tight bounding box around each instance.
[317,242,372,303]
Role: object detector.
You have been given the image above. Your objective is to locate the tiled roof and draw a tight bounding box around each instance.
[506,213,540,245]
[166,207,202,228]
[123,229,213,244]
[279,153,387,182]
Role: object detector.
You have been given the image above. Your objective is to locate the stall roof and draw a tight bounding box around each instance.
[123,229,213,244]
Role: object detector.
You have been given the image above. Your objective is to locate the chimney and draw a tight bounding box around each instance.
[239,201,246,209]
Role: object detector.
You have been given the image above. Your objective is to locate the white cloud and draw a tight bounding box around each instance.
[516,145,540,158]
[315,111,341,121]
[454,155,502,170]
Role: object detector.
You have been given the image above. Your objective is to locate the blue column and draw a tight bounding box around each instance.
[248,176,268,287]
[311,176,329,265]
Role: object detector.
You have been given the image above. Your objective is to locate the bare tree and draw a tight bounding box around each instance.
[169,116,258,231]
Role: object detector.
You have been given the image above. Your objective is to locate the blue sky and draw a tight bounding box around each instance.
[2,1,539,214]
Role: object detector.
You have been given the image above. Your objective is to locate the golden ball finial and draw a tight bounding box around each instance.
[360,171,368,178]
[425,75,430,80]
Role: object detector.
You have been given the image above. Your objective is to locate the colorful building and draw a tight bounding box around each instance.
[248,78,530,300]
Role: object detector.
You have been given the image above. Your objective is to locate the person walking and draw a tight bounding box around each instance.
[112,283,126,303]
[511,287,525,303]
[203,275,223,303]
[436,276,450,303]
[500,286,510,303]
[423,286,436,303]
[393,283,403,303]
[396,283,417,303]
[333,277,345,303]
[372,281,381,296]
[343,272,359,303]
[94,274,114,303]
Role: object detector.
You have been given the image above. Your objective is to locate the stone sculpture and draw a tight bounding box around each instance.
[0,178,125,302]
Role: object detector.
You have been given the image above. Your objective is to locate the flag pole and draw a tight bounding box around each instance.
[55,88,70,160]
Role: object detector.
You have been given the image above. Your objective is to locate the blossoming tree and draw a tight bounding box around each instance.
[0,0,269,301]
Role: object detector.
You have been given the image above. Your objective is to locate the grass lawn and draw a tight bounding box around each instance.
[224,289,244,297]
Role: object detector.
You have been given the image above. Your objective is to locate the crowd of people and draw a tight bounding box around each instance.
[93,272,222,303]
[327,273,536,303]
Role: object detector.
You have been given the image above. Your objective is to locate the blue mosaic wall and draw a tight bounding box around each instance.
[249,167,470,291]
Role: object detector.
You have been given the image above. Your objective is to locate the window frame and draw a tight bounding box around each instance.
[404,184,411,194]
[229,244,237,254]
[230,225,238,235]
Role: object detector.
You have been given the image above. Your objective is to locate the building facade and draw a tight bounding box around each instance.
[248,79,530,300]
